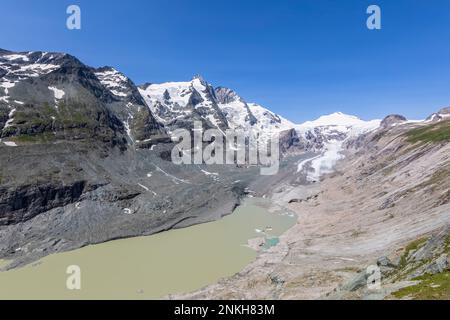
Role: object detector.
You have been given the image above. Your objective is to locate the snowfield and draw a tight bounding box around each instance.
[48,86,65,100]
[295,112,381,181]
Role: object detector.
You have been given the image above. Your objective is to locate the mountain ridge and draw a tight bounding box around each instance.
[1,47,449,275]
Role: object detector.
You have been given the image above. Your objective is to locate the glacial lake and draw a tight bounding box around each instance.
[0,198,295,299]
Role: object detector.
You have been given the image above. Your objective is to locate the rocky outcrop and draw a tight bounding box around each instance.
[438,107,450,115]
[380,114,407,128]
[279,128,302,154]
[0,181,87,225]
[94,66,165,143]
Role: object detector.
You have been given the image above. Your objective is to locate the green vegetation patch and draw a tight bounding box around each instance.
[392,271,450,300]
[406,120,450,144]
[12,132,57,144]
[390,237,428,282]
[399,237,427,268]
[54,102,93,127]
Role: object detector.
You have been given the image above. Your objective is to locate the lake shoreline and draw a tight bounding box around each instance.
[0,196,296,299]
[171,178,315,300]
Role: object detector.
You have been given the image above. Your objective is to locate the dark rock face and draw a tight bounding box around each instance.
[214,87,239,104]
[380,114,407,128]
[295,126,349,153]
[279,128,301,154]
[0,181,87,225]
[93,66,165,143]
[188,88,204,106]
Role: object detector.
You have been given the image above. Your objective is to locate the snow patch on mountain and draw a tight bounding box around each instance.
[94,68,130,98]
[14,63,60,77]
[249,103,295,132]
[4,108,16,129]
[2,54,30,62]
[215,86,295,145]
[48,86,65,110]
[48,86,65,100]
[0,51,62,103]
[3,141,17,147]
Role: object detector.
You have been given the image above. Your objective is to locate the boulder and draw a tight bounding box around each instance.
[425,254,449,275]
[341,271,368,291]
[377,256,397,268]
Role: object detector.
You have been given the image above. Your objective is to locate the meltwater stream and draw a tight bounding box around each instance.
[0,198,295,299]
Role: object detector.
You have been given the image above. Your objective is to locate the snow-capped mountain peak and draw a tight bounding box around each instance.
[299,112,379,128]
[138,76,229,132]
[297,112,381,138]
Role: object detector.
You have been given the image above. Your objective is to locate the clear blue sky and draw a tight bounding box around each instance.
[1,0,450,122]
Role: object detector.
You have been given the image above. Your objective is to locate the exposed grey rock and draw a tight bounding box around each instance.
[377,256,397,268]
[214,87,241,105]
[380,114,407,128]
[410,227,449,263]
[269,274,285,286]
[0,181,87,225]
[425,254,449,275]
[437,107,450,115]
[378,197,395,210]
[340,271,368,291]
[279,128,301,154]
[93,66,165,143]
